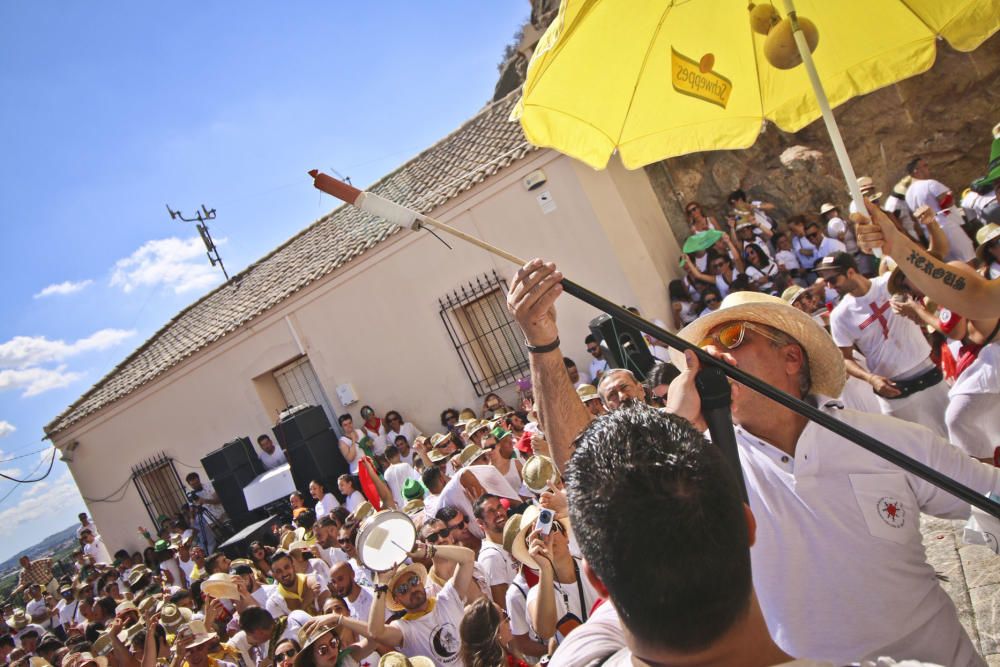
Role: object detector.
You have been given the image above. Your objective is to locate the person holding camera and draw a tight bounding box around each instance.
[185,471,227,553]
[511,505,597,645]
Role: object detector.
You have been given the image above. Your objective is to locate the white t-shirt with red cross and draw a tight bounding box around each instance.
[829,274,930,379]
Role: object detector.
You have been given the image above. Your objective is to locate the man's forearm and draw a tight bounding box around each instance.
[433,544,474,564]
[843,357,872,384]
[531,348,592,473]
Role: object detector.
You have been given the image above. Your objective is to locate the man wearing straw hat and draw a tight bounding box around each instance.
[507,258,1000,665]
[366,541,475,666]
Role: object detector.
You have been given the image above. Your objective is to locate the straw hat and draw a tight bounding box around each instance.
[502,513,524,554]
[427,448,452,464]
[176,621,217,649]
[200,573,240,600]
[976,223,1000,263]
[734,221,755,231]
[510,505,571,571]
[158,603,193,631]
[522,455,560,494]
[385,563,428,613]
[467,419,490,437]
[7,609,28,630]
[458,409,476,422]
[428,433,450,449]
[379,653,434,667]
[457,444,489,469]
[401,498,424,516]
[66,653,108,667]
[126,565,152,587]
[669,291,846,397]
[90,632,114,657]
[137,596,160,615]
[114,600,139,618]
[780,284,810,306]
[576,384,601,404]
[293,624,343,667]
[349,501,375,524]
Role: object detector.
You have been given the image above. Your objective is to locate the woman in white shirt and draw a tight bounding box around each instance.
[338,474,365,513]
[743,242,779,294]
[309,480,340,519]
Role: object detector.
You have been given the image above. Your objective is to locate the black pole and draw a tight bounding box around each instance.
[558,278,1000,521]
[695,364,748,503]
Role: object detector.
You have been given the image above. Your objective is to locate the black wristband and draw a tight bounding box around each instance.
[525,337,560,354]
[374,584,389,595]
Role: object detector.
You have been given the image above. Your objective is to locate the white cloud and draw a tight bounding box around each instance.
[0,366,83,397]
[111,236,225,294]
[0,329,136,369]
[0,473,84,537]
[0,422,14,439]
[33,280,94,299]
[0,468,24,479]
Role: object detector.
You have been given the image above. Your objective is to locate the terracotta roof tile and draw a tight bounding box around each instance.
[45,91,536,436]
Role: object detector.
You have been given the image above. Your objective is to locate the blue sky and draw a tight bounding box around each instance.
[0,2,528,562]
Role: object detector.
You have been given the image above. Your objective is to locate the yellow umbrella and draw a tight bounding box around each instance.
[513,0,1000,217]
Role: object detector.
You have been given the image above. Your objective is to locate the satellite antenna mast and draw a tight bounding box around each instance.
[165,203,230,281]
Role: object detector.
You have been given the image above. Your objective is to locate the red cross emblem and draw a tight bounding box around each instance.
[859,301,891,339]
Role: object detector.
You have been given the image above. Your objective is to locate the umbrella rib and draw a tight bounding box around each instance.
[615,2,676,146]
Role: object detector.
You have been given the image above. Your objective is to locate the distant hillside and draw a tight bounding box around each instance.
[0,524,78,575]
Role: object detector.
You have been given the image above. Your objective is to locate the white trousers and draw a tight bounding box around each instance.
[877,379,949,438]
[946,392,1000,459]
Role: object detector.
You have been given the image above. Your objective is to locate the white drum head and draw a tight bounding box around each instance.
[357,510,416,572]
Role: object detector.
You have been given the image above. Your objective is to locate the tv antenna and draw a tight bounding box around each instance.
[165,204,230,281]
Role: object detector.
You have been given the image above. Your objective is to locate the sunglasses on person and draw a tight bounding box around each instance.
[424,527,450,544]
[394,574,422,596]
[686,206,700,215]
[274,650,297,661]
[703,297,720,306]
[337,536,354,545]
[699,321,784,352]
[448,518,467,533]
[314,636,340,657]
[587,345,599,353]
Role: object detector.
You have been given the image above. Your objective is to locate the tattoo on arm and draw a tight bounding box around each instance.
[906,251,966,291]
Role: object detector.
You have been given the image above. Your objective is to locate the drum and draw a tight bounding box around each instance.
[356,510,416,572]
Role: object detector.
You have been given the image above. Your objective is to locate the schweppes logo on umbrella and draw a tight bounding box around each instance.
[671,48,733,109]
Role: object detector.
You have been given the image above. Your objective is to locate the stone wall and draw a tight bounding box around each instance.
[644,36,1000,244]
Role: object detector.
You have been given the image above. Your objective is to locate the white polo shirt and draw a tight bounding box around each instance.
[258,447,287,470]
[740,400,1000,664]
[829,274,930,379]
[386,422,421,449]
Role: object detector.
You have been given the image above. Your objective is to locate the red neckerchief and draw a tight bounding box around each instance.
[365,417,382,434]
[505,655,530,667]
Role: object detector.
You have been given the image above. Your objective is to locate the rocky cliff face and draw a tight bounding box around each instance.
[498,4,1000,243]
[645,36,1000,243]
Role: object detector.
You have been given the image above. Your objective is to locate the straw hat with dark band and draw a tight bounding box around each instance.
[385,563,428,613]
[669,292,846,397]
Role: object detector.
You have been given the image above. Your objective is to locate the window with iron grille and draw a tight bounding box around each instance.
[131,454,188,526]
[439,271,529,396]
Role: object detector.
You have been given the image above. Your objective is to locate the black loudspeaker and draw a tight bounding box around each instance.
[589,313,658,381]
[201,437,264,480]
[286,429,349,495]
[272,406,331,448]
[210,463,262,525]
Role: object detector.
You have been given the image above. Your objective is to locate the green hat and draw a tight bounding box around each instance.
[491,427,511,441]
[971,135,1000,191]
[402,478,424,500]
[153,539,172,553]
[682,229,724,254]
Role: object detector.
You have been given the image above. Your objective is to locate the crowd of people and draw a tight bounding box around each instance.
[2,133,999,667]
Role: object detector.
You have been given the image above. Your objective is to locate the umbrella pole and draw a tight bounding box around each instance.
[309,172,1000,520]
[780,0,881,257]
